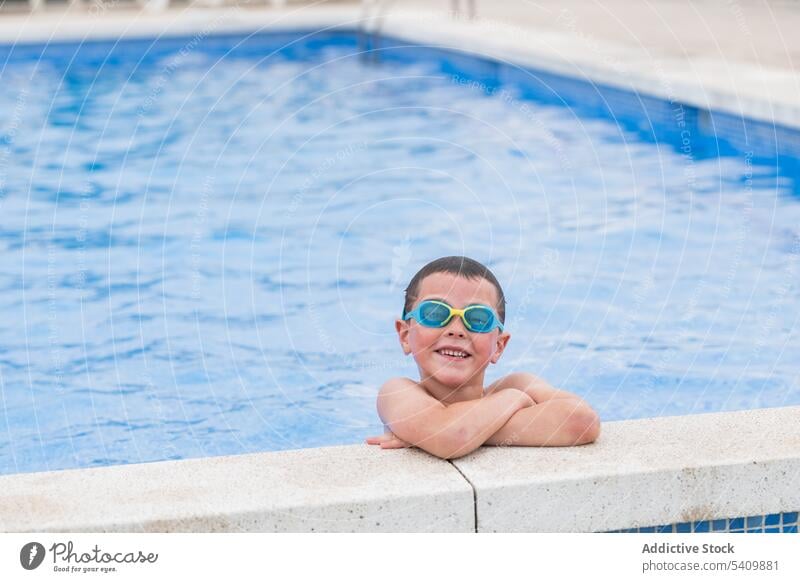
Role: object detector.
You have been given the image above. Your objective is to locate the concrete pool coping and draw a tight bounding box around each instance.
[382,7,800,132]
[1,405,798,532]
[0,5,798,130]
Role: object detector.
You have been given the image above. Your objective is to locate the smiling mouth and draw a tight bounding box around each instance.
[435,349,471,361]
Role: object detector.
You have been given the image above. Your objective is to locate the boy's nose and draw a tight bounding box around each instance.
[445,316,467,337]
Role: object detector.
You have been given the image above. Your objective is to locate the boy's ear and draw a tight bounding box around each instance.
[490,331,511,364]
[395,319,412,355]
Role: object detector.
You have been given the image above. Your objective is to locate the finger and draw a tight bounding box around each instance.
[366,433,396,445]
[381,439,410,449]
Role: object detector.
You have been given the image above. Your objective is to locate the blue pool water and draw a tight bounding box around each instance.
[0,31,798,476]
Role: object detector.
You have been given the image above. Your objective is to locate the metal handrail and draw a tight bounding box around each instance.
[358,0,398,63]
[359,0,476,63]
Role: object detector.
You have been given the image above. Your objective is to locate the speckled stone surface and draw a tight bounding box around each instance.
[0,445,473,532]
[452,406,800,532]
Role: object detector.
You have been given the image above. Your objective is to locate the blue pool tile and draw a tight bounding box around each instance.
[640,527,656,533]
[784,525,797,533]
[784,512,798,525]
[693,521,710,532]
[765,528,780,533]
[676,522,692,533]
[765,514,781,526]
[730,529,745,534]
[711,519,727,531]
[657,525,674,533]
[729,518,744,529]
[746,528,763,533]
[746,516,763,528]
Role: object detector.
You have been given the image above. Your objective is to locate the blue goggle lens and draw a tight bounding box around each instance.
[465,307,492,332]
[419,301,451,325]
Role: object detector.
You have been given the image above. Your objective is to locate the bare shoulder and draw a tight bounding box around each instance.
[486,372,587,403]
[376,377,444,425]
[377,377,425,403]
[378,376,420,393]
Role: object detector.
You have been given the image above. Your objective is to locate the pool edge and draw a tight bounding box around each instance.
[1,6,797,130]
[1,406,797,532]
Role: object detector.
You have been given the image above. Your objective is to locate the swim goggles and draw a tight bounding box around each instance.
[403,299,504,333]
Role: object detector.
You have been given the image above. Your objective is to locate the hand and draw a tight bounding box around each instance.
[365,430,412,449]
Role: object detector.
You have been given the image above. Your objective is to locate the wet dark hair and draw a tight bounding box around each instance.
[402,256,506,324]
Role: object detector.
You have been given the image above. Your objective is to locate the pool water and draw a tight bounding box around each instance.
[0,32,798,475]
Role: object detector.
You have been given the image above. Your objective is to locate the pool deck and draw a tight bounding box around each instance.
[1,1,799,128]
[1,406,798,532]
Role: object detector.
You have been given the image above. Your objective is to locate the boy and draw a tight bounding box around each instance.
[366,256,600,460]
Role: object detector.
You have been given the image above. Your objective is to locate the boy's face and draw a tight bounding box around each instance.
[395,272,511,389]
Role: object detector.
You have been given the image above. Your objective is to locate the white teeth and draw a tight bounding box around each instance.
[439,349,468,358]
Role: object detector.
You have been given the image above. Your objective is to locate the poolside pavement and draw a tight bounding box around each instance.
[1,1,797,127]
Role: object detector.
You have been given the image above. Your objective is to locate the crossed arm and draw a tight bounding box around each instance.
[366,373,601,460]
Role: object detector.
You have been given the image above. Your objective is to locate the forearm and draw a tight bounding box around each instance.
[484,398,601,447]
[437,390,532,459]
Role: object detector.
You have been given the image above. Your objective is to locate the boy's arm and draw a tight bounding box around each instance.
[485,371,589,404]
[376,378,534,460]
[484,372,600,446]
[483,398,601,447]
